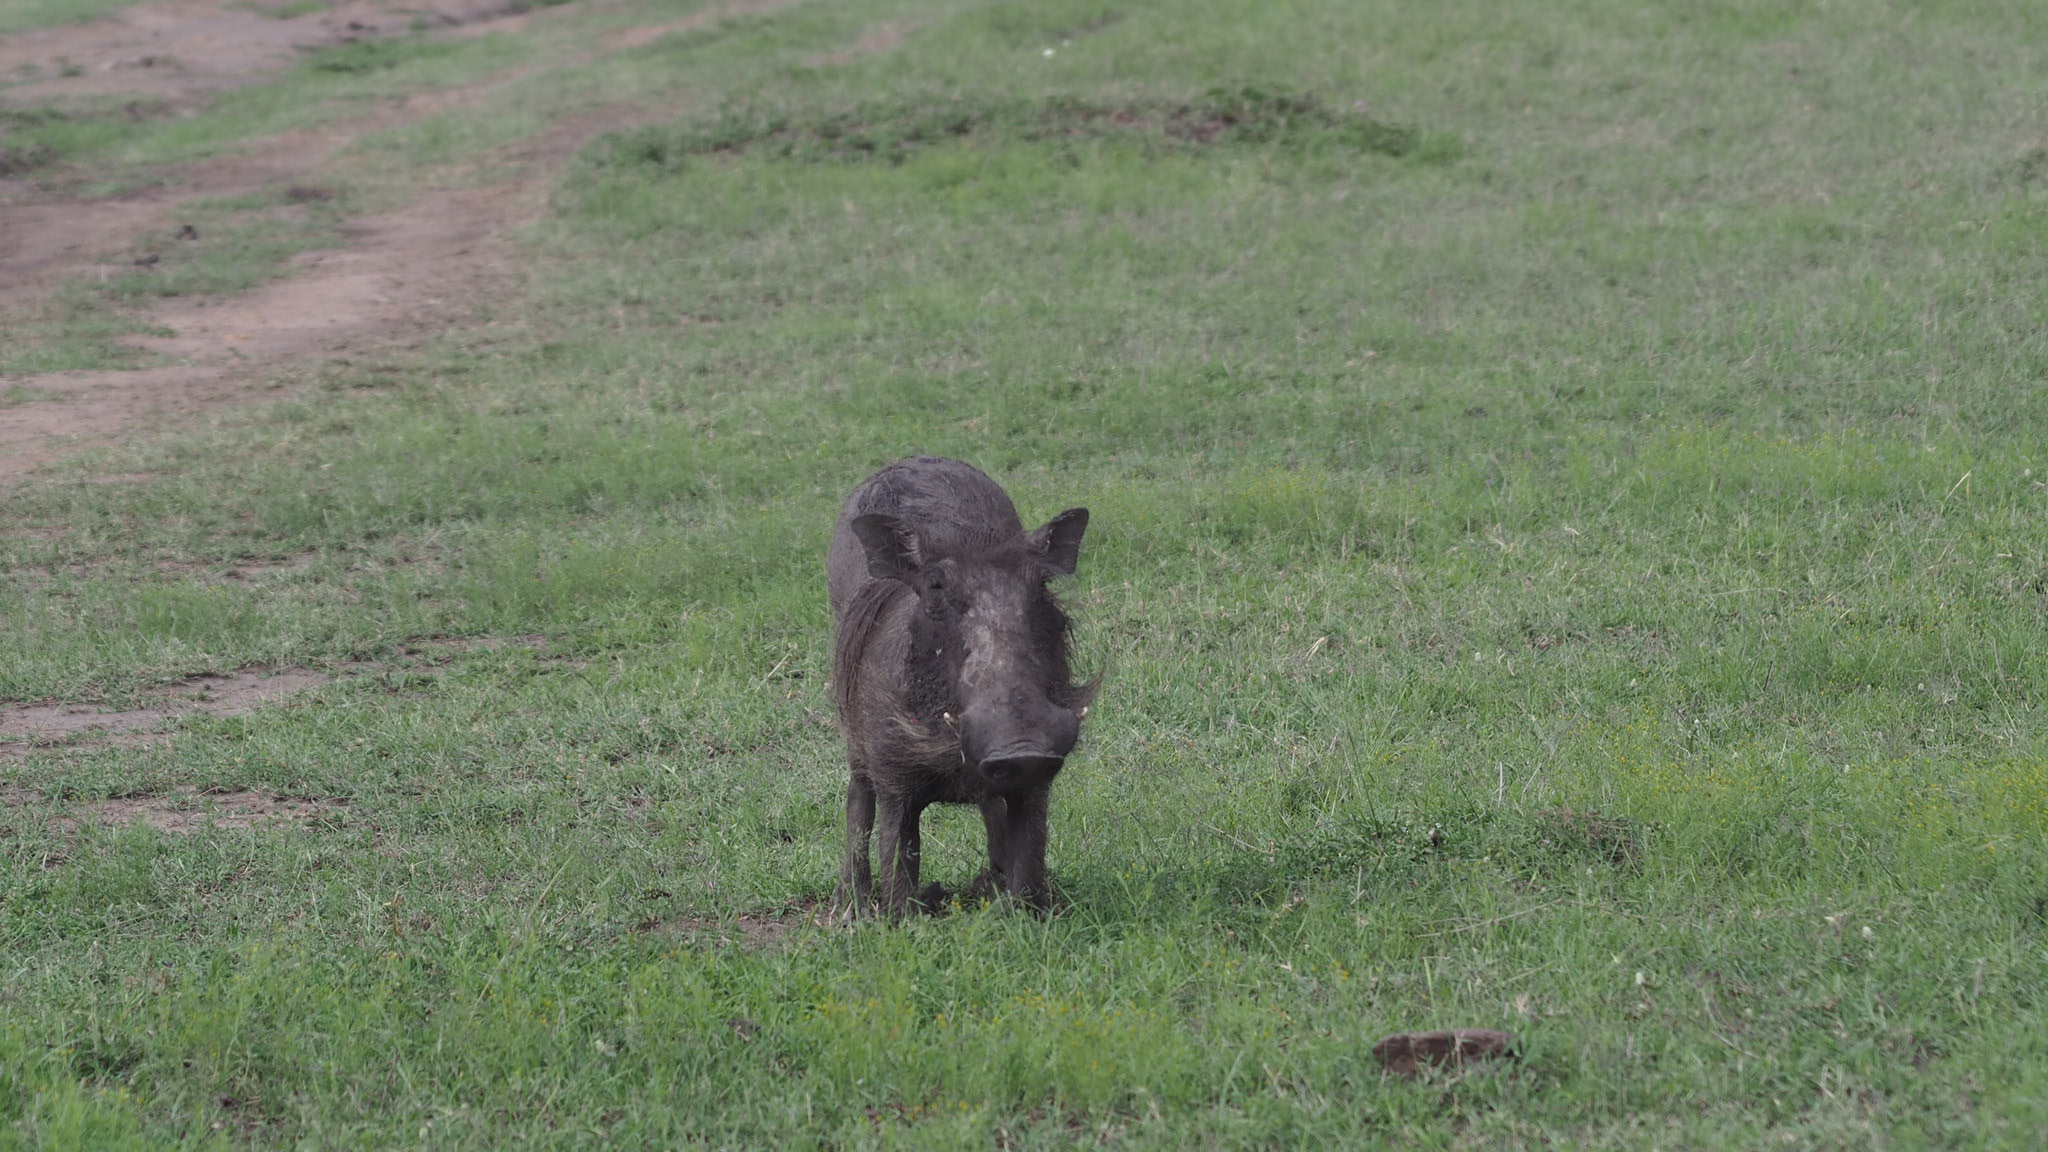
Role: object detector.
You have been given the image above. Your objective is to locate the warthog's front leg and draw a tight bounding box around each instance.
[837,772,876,917]
[1000,787,1052,910]
[963,796,1010,901]
[873,791,926,919]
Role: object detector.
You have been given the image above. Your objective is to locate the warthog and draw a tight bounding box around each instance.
[828,457,1097,917]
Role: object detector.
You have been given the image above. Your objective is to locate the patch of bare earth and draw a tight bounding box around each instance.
[0,636,554,757]
[90,786,342,832]
[0,666,331,755]
[637,906,823,949]
[400,631,548,656]
[1,783,344,833]
[0,0,809,482]
[806,17,919,67]
[7,535,453,585]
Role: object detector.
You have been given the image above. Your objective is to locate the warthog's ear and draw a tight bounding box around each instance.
[1030,508,1089,575]
[851,513,921,582]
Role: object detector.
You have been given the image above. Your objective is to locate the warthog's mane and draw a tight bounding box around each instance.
[833,577,909,719]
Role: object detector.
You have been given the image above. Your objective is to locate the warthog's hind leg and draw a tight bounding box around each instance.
[836,773,876,918]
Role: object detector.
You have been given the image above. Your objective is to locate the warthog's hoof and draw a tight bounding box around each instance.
[1371,1028,1517,1079]
[961,868,1004,903]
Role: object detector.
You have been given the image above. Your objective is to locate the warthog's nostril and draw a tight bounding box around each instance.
[979,754,1064,788]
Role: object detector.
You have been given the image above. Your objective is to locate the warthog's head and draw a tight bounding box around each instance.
[850,507,1095,794]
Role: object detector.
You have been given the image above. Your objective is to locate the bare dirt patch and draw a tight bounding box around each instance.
[2,783,346,832]
[637,908,819,949]
[0,666,332,752]
[79,786,345,832]
[154,549,324,582]
[399,632,549,656]
[1533,805,1645,868]
[1371,1028,1519,1080]
[806,17,920,67]
[127,180,526,364]
[5,544,451,592]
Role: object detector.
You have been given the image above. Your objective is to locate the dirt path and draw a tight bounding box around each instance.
[0,0,809,483]
[0,0,529,104]
[0,0,533,308]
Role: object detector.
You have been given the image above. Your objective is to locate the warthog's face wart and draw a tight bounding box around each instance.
[914,550,1087,794]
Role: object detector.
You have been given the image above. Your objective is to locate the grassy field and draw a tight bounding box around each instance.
[5,0,2048,1146]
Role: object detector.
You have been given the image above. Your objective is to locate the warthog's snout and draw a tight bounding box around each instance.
[978,752,1064,793]
[958,697,1080,794]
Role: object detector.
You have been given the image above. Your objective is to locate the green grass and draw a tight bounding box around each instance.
[1,384,63,405]
[5,0,2048,1146]
[0,282,162,375]
[599,86,1441,167]
[97,187,352,301]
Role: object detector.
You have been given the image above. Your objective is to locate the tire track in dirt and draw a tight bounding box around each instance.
[1,0,821,482]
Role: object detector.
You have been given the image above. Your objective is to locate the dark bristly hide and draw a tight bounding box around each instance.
[828,457,1097,918]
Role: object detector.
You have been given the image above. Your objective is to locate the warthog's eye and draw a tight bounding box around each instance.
[926,587,967,619]
[916,565,967,615]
